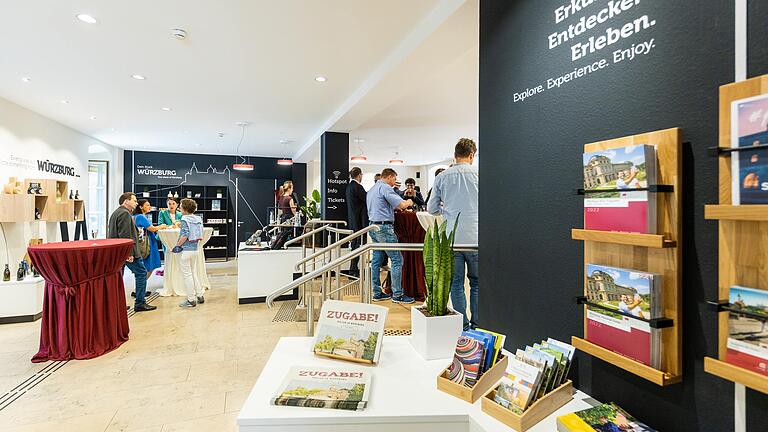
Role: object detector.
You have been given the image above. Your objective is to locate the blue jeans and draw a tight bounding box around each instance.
[369,224,403,298]
[125,257,148,306]
[451,251,479,330]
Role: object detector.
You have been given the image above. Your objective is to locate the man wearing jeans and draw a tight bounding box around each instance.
[366,168,415,304]
[108,192,157,312]
[427,138,479,330]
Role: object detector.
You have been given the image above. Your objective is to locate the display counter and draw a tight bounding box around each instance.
[0,276,44,324]
[237,336,596,432]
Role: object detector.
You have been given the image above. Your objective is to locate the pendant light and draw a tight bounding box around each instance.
[351,140,368,161]
[388,151,404,165]
[276,139,293,166]
[233,122,254,171]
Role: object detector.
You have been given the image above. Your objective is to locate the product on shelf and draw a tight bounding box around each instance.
[726,286,768,375]
[16,263,24,281]
[447,334,486,387]
[75,189,79,199]
[3,264,10,281]
[312,300,388,364]
[27,182,42,194]
[730,93,768,205]
[271,366,370,411]
[68,190,73,200]
[557,402,657,431]
[212,199,221,211]
[186,191,192,198]
[582,145,658,233]
[493,357,542,414]
[584,264,663,368]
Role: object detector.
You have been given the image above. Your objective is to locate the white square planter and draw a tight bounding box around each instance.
[409,306,463,360]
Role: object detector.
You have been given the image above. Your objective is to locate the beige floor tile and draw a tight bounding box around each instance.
[105,393,226,431]
[0,411,117,432]
[160,412,238,432]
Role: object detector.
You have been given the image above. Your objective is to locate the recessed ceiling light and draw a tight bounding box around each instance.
[314,76,327,83]
[353,138,365,143]
[90,116,97,120]
[131,74,146,80]
[61,100,70,104]
[161,107,172,111]
[76,14,98,24]
[21,77,31,83]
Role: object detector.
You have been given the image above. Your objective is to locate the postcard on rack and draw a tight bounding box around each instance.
[731,94,768,205]
[313,300,388,365]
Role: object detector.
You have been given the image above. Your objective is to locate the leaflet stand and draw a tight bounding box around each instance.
[703,74,768,395]
[570,128,683,386]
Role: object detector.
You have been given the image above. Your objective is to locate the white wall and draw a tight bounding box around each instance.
[0,96,119,267]
[353,163,426,191]
[306,160,321,195]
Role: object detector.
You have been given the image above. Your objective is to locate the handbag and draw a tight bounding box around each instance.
[137,228,150,258]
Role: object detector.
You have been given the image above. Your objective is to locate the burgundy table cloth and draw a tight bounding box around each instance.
[394,211,427,301]
[28,239,133,362]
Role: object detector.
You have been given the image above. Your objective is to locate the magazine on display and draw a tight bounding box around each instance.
[731,94,768,205]
[557,402,657,432]
[584,264,663,368]
[446,329,507,388]
[726,286,768,375]
[493,357,542,414]
[582,145,658,233]
[313,300,388,365]
[271,366,371,411]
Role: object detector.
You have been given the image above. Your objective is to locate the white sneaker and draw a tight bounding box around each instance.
[179,299,196,308]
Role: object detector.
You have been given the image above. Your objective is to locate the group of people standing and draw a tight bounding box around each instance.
[345,138,479,330]
[107,192,207,311]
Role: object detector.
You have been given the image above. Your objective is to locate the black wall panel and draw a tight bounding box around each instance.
[748,0,768,78]
[479,1,747,430]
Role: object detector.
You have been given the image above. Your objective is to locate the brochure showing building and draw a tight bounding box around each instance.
[493,357,542,414]
[446,334,486,387]
[726,286,768,376]
[731,94,768,205]
[313,300,388,365]
[583,145,658,233]
[584,264,662,368]
[271,366,371,411]
[557,402,657,432]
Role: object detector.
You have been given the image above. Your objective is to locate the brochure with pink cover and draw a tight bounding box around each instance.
[583,145,657,233]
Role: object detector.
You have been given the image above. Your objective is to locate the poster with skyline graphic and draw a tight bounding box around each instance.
[731,94,768,204]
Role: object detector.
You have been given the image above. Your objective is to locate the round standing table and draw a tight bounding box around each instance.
[394,211,427,301]
[28,239,133,362]
[156,227,213,297]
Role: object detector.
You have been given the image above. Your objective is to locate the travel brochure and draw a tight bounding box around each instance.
[731,94,768,205]
[726,286,768,376]
[312,300,388,364]
[582,144,658,234]
[446,328,506,388]
[271,366,371,411]
[584,264,663,368]
[492,338,575,415]
[557,402,657,431]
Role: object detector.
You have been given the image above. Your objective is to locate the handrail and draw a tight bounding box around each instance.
[283,225,329,248]
[326,226,354,234]
[306,219,347,227]
[295,225,380,270]
[267,242,479,308]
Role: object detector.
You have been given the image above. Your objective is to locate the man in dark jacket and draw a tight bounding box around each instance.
[345,167,368,277]
[108,192,157,312]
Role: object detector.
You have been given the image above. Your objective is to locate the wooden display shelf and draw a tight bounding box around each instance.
[704,204,768,221]
[437,354,508,403]
[26,178,68,200]
[575,128,683,386]
[704,357,768,395]
[572,337,681,386]
[571,229,676,248]
[481,380,573,432]
[0,194,35,222]
[73,200,84,221]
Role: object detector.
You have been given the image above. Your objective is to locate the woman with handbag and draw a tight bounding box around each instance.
[134,199,168,281]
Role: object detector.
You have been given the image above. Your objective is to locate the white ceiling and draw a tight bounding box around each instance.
[0,0,477,164]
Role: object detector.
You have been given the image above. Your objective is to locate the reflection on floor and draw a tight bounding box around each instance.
[0,260,416,432]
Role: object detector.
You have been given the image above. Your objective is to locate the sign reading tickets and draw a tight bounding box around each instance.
[321,132,349,222]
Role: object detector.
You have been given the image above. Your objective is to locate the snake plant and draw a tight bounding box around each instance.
[423,216,459,317]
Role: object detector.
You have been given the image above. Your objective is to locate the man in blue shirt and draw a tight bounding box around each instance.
[366,168,415,303]
[427,138,479,330]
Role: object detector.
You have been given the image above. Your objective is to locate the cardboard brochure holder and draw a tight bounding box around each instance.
[436,354,508,403]
[481,380,573,432]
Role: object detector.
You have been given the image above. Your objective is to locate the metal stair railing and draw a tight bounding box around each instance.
[265,242,479,335]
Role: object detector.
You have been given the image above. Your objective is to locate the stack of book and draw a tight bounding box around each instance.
[584,264,663,368]
[312,300,388,365]
[730,94,768,205]
[557,402,656,431]
[446,328,506,387]
[726,286,768,375]
[271,366,371,411]
[582,145,658,233]
[491,338,575,414]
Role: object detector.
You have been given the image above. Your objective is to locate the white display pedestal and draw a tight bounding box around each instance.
[0,276,45,324]
[237,337,596,432]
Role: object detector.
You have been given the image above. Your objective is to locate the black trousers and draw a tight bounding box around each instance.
[348,234,366,273]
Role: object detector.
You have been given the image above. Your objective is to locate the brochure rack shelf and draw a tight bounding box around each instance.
[703,75,768,394]
[570,229,676,248]
[436,354,508,403]
[572,128,683,386]
[481,380,574,431]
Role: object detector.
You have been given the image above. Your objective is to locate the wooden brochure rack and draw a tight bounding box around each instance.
[703,74,768,395]
[571,128,683,386]
[436,354,508,403]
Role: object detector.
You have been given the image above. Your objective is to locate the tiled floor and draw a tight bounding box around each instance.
[0,261,416,431]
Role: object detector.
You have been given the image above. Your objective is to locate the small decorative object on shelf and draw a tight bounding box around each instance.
[74,189,80,199]
[173,191,179,198]
[16,263,24,281]
[143,187,150,198]
[186,190,192,198]
[212,200,221,211]
[216,189,223,198]
[34,208,41,220]
[194,193,201,198]
[68,190,73,200]
[28,182,42,194]
[31,264,40,278]
[3,264,10,282]
[213,229,220,236]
